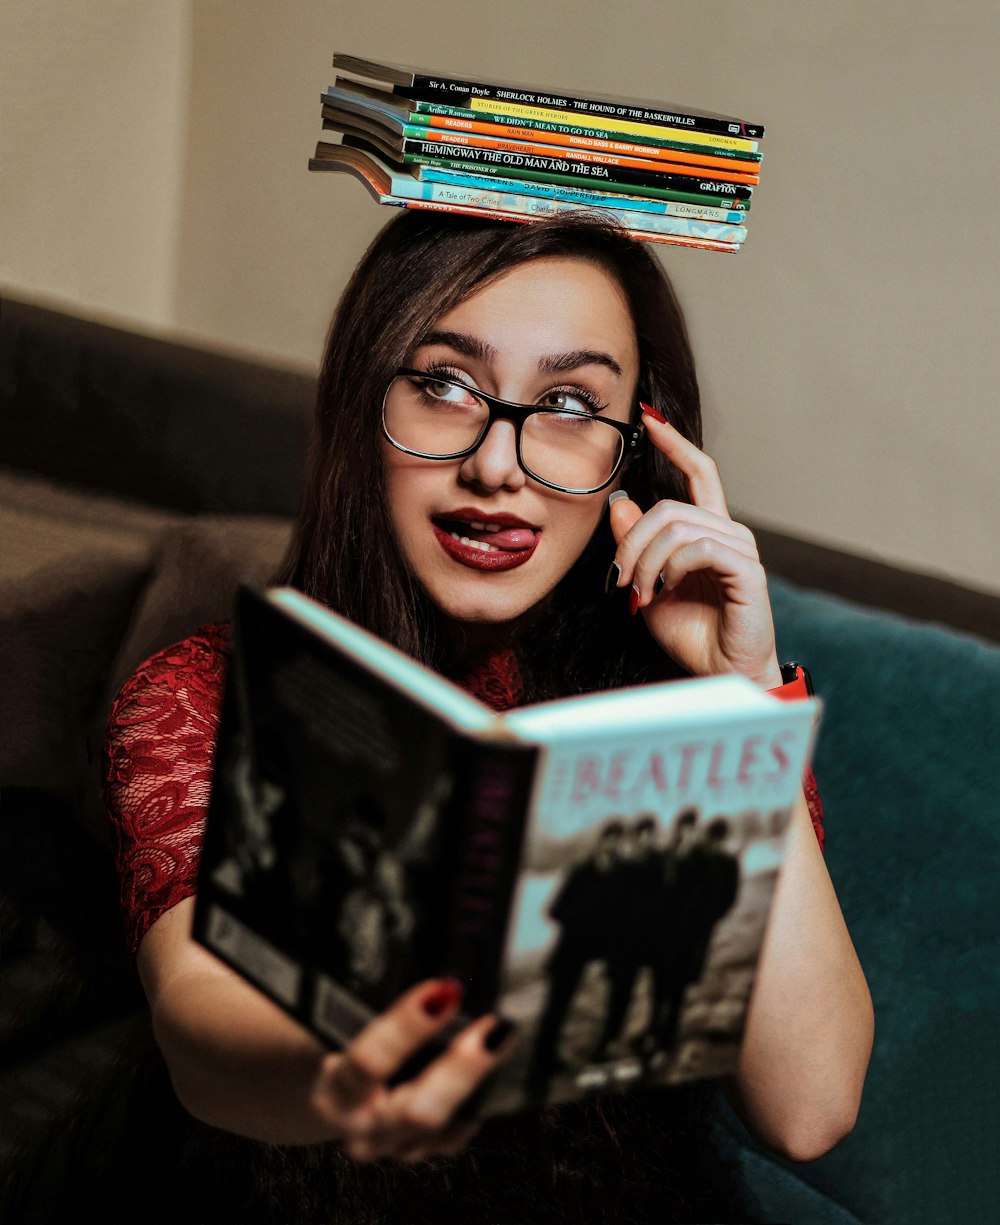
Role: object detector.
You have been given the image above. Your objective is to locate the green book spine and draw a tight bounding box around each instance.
[405,153,749,211]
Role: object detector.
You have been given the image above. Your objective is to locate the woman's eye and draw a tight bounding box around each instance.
[540,389,601,414]
[427,379,457,398]
[420,377,477,405]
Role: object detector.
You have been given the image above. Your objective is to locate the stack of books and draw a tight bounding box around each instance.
[309,53,764,254]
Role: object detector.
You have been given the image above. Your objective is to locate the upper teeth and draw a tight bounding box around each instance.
[469,521,501,532]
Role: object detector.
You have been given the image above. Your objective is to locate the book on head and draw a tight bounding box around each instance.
[193,584,819,1117]
[333,52,765,140]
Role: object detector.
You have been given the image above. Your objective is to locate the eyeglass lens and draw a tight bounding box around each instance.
[383,373,626,492]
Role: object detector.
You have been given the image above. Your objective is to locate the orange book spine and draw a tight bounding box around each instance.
[424,114,761,175]
[422,128,759,186]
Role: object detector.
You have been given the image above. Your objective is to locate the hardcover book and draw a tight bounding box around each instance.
[320,104,759,185]
[333,52,765,140]
[397,136,754,200]
[414,165,750,221]
[340,133,751,212]
[308,143,746,250]
[321,83,763,169]
[194,585,818,1117]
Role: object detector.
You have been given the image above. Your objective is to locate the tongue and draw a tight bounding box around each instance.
[481,526,537,550]
[455,524,534,548]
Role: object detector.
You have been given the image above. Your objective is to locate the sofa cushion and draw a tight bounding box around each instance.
[0,472,175,803]
[78,515,294,842]
[103,515,293,702]
[0,298,313,516]
[720,578,1000,1225]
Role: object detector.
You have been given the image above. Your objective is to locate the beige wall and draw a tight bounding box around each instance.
[3,0,998,595]
[1,0,191,324]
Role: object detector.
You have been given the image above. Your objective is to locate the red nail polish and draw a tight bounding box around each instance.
[422,979,462,1017]
[640,401,667,424]
[629,585,640,616]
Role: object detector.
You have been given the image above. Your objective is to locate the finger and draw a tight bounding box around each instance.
[608,489,644,550]
[404,1014,516,1125]
[370,1015,516,1145]
[640,411,730,518]
[612,499,754,595]
[349,1015,513,1161]
[605,494,745,553]
[323,1051,379,1115]
[613,500,758,591]
[321,978,463,1112]
[632,523,759,606]
[657,537,769,603]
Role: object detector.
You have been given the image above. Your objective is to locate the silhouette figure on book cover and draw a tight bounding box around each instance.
[316,774,449,1001]
[525,808,743,1098]
[526,818,627,1100]
[647,812,740,1057]
[209,725,291,915]
[593,814,663,1061]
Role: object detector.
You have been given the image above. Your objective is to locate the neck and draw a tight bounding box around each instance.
[437,618,515,674]
[435,595,551,675]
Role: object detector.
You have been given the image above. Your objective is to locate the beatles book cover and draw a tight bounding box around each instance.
[193,584,819,1117]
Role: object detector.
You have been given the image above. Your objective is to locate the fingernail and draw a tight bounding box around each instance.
[483,1018,515,1052]
[608,489,629,506]
[654,573,665,596]
[640,401,667,424]
[604,560,621,595]
[422,979,463,1018]
[629,585,640,616]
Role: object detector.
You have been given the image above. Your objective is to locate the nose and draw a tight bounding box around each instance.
[458,418,526,493]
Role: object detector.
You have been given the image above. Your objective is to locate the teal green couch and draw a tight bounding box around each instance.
[718,580,1000,1225]
[2,296,998,1223]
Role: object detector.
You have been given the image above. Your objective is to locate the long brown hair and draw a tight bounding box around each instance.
[274,210,703,697]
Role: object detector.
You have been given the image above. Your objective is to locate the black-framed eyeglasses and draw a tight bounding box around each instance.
[382,368,645,495]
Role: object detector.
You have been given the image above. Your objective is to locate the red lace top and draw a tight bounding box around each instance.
[103,623,825,954]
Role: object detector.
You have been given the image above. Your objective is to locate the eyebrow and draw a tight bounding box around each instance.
[538,349,624,379]
[414,331,624,379]
[414,330,497,362]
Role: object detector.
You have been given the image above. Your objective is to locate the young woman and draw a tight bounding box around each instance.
[104,211,873,1221]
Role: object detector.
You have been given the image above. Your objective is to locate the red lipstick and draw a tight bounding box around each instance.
[432,508,541,572]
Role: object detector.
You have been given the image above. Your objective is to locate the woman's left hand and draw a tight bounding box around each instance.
[608,411,782,688]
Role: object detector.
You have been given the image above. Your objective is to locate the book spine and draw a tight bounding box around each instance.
[404,144,753,207]
[406,109,762,167]
[408,127,759,186]
[402,138,754,201]
[620,228,740,253]
[410,98,758,153]
[399,182,747,240]
[441,742,537,1013]
[402,201,741,252]
[417,166,749,219]
[401,75,764,139]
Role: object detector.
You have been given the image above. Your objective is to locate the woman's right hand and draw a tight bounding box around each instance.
[138,901,516,1154]
[309,978,515,1163]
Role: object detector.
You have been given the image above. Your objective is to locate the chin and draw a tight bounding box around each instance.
[436,590,537,626]
[421,568,541,625]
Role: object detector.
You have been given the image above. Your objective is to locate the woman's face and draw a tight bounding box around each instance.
[382,256,640,629]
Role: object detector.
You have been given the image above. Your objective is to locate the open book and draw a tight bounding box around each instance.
[193,585,820,1117]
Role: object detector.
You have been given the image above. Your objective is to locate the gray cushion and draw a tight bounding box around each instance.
[0,473,173,801]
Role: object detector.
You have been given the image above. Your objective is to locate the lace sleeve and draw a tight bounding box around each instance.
[803,766,825,853]
[102,622,231,953]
